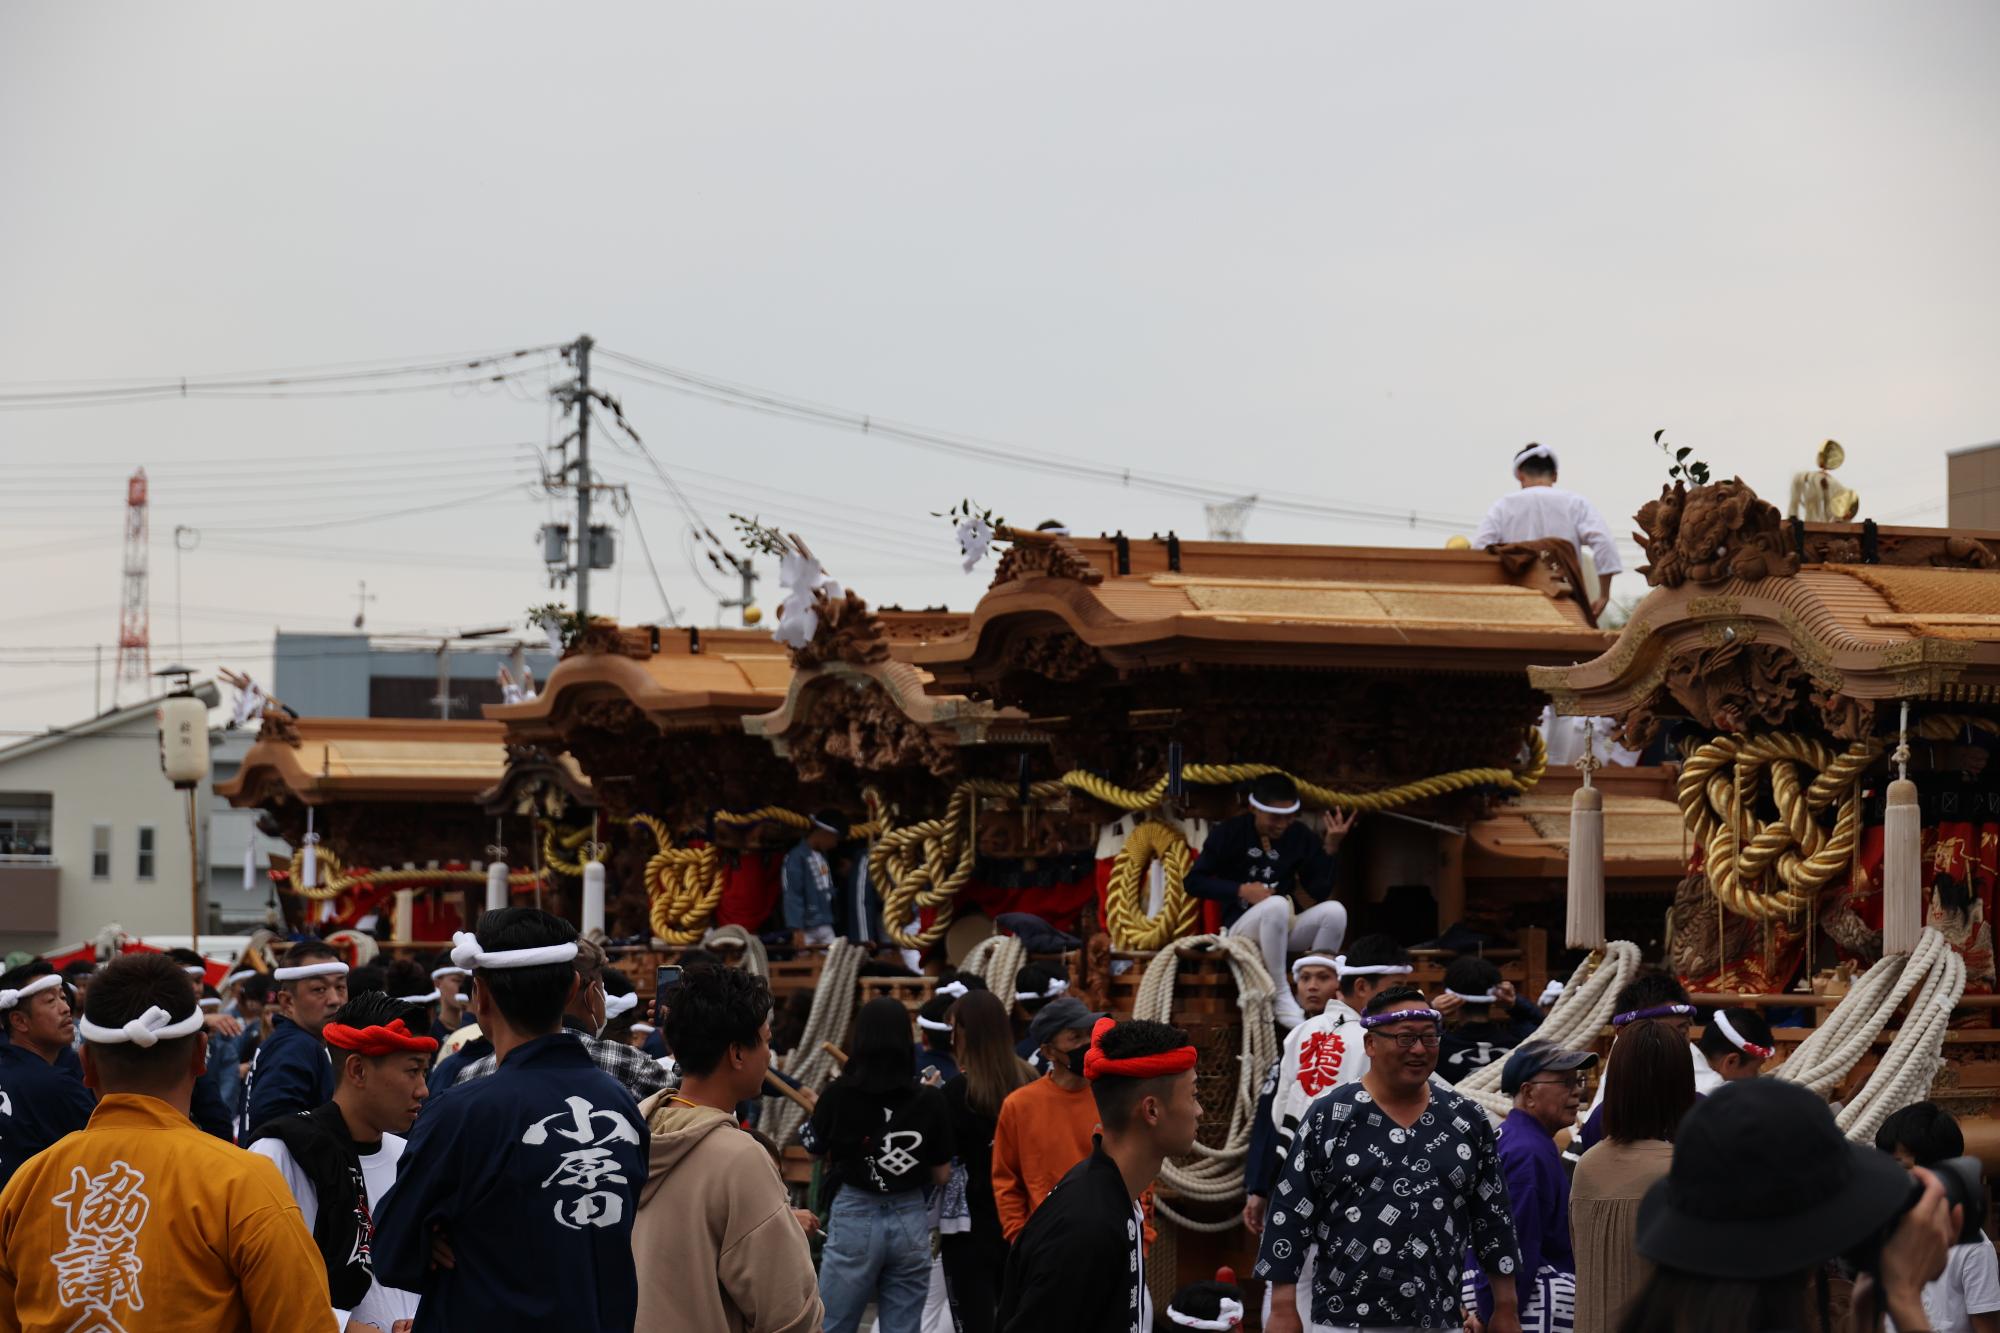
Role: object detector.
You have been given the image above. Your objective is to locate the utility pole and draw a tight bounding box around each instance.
[573,335,594,619]
[718,551,760,626]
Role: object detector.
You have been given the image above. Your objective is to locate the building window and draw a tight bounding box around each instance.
[0,791,54,859]
[136,826,156,880]
[91,825,111,879]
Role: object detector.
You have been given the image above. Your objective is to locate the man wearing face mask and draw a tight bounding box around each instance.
[992,996,1156,1244]
[453,934,668,1101]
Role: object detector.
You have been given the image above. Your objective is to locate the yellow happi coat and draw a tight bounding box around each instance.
[0,1093,337,1333]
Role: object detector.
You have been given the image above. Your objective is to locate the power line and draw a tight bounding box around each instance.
[188,482,534,535]
[0,347,561,407]
[593,349,1482,534]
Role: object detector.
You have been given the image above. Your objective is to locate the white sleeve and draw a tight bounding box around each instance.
[1573,496,1624,575]
[245,1137,319,1232]
[1472,498,1506,550]
[1959,1240,2000,1315]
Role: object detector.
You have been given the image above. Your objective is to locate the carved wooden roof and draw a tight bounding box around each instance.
[1466,767,1689,883]
[216,718,510,807]
[476,745,597,817]
[486,626,795,741]
[1534,564,2000,717]
[911,531,1611,689]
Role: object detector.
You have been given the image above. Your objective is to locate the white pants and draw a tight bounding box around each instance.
[1229,898,1347,1000]
[801,924,836,947]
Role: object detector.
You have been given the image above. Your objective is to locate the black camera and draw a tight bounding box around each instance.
[1851,1154,1989,1276]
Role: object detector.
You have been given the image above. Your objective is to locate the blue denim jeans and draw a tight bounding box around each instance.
[819,1185,932,1333]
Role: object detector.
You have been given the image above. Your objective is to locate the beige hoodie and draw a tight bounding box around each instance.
[633,1091,824,1333]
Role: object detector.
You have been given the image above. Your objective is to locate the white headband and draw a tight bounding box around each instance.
[79,1005,205,1047]
[1514,443,1557,469]
[631,1022,655,1035]
[0,974,64,1009]
[1713,1010,1775,1059]
[221,970,256,991]
[450,930,579,972]
[603,992,639,1020]
[1015,979,1068,1002]
[395,991,441,1005]
[1538,980,1565,1008]
[809,815,842,835]
[1248,794,1301,815]
[198,997,222,1011]
[936,981,970,999]
[917,1015,953,1033]
[1334,956,1413,978]
[1291,954,1340,980]
[431,965,473,982]
[1446,990,1499,1004]
[1166,1297,1244,1330]
[182,965,206,977]
[272,961,350,982]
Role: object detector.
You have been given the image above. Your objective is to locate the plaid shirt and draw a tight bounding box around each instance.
[453,1017,670,1100]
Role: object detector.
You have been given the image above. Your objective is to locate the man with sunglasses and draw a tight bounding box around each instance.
[1463,1042,1598,1333]
[1257,986,1523,1333]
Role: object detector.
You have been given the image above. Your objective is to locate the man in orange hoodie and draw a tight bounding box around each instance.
[0,952,336,1333]
[992,996,1116,1242]
[632,963,821,1333]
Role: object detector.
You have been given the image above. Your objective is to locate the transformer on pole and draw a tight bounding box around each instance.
[114,468,151,707]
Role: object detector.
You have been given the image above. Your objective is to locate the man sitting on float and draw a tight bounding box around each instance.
[1186,773,1354,1028]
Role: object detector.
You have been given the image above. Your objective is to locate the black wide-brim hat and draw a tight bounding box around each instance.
[1635,1078,1915,1280]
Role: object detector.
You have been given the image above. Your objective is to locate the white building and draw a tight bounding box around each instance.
[0,685,284,958]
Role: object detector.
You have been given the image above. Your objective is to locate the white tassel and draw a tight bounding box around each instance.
[582,860,606,937]
[486,860,510,914]
[242,836,256,892]
[393,888,416,942]
[1884,703,1922,958]
[1884,781,1922,956]
[1566,729,1606,950]
[1567,783,1606,949]
[302,808,319,890]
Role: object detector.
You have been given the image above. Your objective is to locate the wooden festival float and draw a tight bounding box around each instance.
[216,709,553,959]
[877,524,1615,1293]
[1525,473,2000,1151]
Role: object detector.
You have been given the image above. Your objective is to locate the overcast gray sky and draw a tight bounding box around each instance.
[3,2,1996,730]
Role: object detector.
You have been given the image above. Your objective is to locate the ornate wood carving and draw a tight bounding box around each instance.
[990,534,1105,588]
[1813,685,1878,742]
[787,678,959,783]
[790,590,891,671]
[1635,479,1801,589]
[999,630,1103,685]
[1661,638,1806,734]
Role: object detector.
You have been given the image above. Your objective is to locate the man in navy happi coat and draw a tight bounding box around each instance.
[0,969,94,1189]
[239,939,348,1139]
[375,908,646,1332]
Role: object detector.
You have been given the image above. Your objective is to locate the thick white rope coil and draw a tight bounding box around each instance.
[1131,934,1280,1231]
[1453,941,1643,1119]
[960,933,1028,1001]
[1774,928,1965,1142]
[764,937,866,1145]
[702,923,770,978]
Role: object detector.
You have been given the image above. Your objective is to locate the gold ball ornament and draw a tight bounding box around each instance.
[1444,535,1472,550]
[742,606,763,625]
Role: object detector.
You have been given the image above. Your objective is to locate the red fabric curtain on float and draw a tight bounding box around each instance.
[1839,820,1999,993]
[1677,822,1999,997]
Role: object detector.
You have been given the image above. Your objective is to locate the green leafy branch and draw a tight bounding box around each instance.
[525,603,587,649]
[1655,429,1711,487]
[729,513,796,558]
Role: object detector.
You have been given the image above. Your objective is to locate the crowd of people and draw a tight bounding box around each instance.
[2,875,1997,1333]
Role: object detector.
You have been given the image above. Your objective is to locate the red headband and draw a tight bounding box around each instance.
[1082,1016,1198,1082]
[323,1018,440,1057]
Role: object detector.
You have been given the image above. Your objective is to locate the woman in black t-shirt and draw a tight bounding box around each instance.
[805,996,954,1333]
[938,990,1036,1333]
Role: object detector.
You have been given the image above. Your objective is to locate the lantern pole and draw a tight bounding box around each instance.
[187,787,203,954]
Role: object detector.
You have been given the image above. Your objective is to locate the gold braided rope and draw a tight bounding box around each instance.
[1101,820,1198,950]
[279,846,542,903]
[632,809,889,944]
[1677,732,1884,920]
[540,822,598,877]
[871,734,1548,949]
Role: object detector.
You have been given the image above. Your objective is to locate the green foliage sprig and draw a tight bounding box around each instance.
[1656,429,1712,487]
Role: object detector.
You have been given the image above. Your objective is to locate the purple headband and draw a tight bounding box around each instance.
[1612,1002,1696,1027]
[1359,1007,1443,1030]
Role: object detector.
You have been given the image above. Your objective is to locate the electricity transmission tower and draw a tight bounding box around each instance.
[114,468,151,705]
